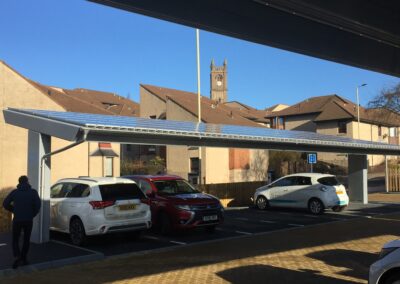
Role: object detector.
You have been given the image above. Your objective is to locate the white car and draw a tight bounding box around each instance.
[50,177,152,245]
[254,173,349,214]
[370,240,400,284]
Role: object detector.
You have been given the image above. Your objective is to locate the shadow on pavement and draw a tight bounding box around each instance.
[216,264,358,284]
[307,249,377,280]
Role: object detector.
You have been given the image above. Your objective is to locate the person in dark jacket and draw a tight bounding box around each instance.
[3,176,41,269]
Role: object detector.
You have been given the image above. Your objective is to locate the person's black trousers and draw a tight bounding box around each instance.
[12,220,33,260]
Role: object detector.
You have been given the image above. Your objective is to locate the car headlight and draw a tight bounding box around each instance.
[379,247,398,259]
[175,205,192,211]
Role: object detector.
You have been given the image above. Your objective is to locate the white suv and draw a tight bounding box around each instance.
[50,177,151,245]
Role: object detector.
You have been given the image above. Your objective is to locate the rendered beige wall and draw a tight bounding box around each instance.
[350,121,388,166]
[140,87,166,119]
[314,120,388,166]
[0,62,120,191]
[204,147,230,184]
[285,114,318,132]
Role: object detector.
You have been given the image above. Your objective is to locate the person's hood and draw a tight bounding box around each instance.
[17,183,32,190]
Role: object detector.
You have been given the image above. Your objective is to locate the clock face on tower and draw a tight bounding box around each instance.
[215,74,223,87]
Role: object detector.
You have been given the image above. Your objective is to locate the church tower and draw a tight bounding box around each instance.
[210,59,228,103]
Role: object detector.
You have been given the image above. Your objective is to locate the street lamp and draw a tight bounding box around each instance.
[356,83,367,139]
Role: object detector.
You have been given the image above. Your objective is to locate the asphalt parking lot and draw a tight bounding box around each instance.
[50,202,400,257]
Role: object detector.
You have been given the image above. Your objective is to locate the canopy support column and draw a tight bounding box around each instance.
[348,154,368,204]
[27,131,51,244]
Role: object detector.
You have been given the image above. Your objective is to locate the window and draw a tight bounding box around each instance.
[126,144,132,152]
[105,157,113,177]
[50,183,63,198]
[138,180,153,195]
[190,158,200,173]
[99,183,145,201]
[390,127,398,137]
[338,121,347,134]
[317,176,340,186]
[66,183,90,198]
[274,177,297,187]
[270,118,276,129]
[295,176,312,186]
[153,180,199,195]
[278,117,285,130]
[378,125,382,137]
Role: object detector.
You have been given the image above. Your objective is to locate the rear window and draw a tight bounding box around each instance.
[317,176,340,186]
[153,180,199,195]
[99,183,145,201]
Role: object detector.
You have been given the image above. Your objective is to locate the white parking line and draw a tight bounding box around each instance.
[169,241,187,245]
[235,231,253,235]
[260,220,276,224]
[288,224,305,227]
[235,217,249,221]
[0,243,6,247]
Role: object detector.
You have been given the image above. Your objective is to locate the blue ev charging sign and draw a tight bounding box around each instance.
[307,153,317,164]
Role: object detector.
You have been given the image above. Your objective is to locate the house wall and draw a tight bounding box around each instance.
[313,119,389,166]
[285,114,318,132]
[140,86,166,119]
[0,62,120,192]
[350,121,389,166]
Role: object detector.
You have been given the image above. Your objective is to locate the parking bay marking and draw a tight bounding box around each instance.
[288,224,305,227]
[169,241,187,245]
[0,243,6,247]
[235,231,253,235]
[260,220,276,224]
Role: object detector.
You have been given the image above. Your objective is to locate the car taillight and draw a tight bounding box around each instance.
[140,198,151,205]
[89,200,115,209]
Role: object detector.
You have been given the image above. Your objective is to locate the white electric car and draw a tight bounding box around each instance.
[50,177,151,245]
[254,173,349,214]
[370,240,400,284]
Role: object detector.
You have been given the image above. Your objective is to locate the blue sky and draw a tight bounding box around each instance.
[1,0,399,108]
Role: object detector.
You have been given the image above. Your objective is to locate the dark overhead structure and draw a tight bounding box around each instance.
[89,0,400,77]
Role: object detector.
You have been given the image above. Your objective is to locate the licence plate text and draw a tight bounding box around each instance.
[119,204,136,211]
[203,215,218,221]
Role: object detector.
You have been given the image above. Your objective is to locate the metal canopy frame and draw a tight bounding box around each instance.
[4,108,400,155]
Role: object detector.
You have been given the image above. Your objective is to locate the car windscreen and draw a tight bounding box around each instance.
[317,176,340,186]
[153,180,199,195]
[99,183,145,201]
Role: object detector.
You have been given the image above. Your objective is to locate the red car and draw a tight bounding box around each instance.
[122,175,224,234]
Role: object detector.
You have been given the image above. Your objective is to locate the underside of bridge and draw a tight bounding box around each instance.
[90,0,400,77]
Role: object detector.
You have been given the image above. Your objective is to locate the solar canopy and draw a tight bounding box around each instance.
[4,108,400,155]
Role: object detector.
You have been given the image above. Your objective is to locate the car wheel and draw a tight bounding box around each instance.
[69,218,86,246]
[256,196,269,210]
[159,212,172,235]
[332,205,347,212]
[384,271,400,284]
[205,225,216,233]
[308,198,324,215]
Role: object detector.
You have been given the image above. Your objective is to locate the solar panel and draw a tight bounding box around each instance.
[5,108,400,154]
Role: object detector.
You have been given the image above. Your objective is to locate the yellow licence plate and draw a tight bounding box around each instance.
[336,191,344,195]
[119,204,136,211]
